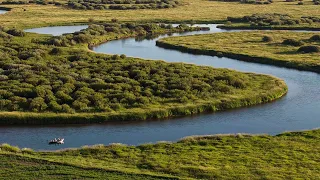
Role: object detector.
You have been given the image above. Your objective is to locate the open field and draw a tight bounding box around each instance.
[0,0,319,28]
[157,31,320,73]
[1,129,320,179]
[0,154,170,179]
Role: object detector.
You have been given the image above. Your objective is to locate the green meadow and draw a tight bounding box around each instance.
[157,31,320,72]
[1,129,320,179]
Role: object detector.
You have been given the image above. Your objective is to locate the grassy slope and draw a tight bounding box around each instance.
[157,31,320,72]
[1,129,320,179]
[0,0,319,28]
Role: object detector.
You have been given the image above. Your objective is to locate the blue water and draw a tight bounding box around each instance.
[0,10,7,14]
[24,25,88,36]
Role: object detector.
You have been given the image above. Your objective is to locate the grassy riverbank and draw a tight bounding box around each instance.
[1,129,320,179]
[157,31,320,73]
[0,0,320,28]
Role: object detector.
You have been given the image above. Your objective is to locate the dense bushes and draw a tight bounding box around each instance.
[282,39,304,46]
[48,23,208,47]
[262,35,273,42]
[209,0,273,4]
[0,26,271,114]
[310,35,320,41]
[226,13,320,27]
[298,46,320,53]
[0,26,25,37]
[1,0,50,5]
[63,0,180,10]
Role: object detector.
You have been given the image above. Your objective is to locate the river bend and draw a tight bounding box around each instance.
[1,24,319,150]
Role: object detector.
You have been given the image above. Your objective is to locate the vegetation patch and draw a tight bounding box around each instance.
[64,0,181,10]
[298,45,320,53]
[156,31,320,72]
[262,35,273,42]
[48,23,209,47]
[1,0,51,5]
[1,129,320,179]
[220,13,320,30]
[282,39,304,46]
[1,0,320,28]
[210,0,273,5]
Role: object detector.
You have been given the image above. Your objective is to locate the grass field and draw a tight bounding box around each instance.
[0,0,320,28]
[157,31,320,72]
[1,129,320,179]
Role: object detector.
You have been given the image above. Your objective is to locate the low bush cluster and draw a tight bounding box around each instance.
[282,39,304,46]
[310,35,320,41]
[63,0,180,10]
[209,0,273,4]
[48,23,207,47]
[298,46,320,53]
[1,0,51,5]
[262,35,273,42]
[278,36,319,53]
[0,26,25,37]
[227,13,320,27]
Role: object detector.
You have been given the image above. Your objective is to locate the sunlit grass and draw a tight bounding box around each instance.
[0,0,319,28]
[157,31,320,72]
[1,129,319,179]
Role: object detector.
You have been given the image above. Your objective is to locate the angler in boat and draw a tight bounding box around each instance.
[48,138,64,145]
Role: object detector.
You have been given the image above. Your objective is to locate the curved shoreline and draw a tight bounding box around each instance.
[0,78,287,125]
[156,40,320,73]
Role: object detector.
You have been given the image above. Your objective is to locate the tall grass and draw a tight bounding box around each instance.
[1,129,319,179]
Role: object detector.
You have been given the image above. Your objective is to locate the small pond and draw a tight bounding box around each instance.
[24,25,88,36]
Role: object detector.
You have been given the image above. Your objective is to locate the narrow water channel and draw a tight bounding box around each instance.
[0,10,7,14]
[1,24,319,150]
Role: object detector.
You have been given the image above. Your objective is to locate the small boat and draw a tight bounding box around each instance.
[48,138,64,145]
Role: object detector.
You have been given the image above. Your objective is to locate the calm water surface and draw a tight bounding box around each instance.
[1,25,319,150]
[24,25,88,36]
[0,10,7,14]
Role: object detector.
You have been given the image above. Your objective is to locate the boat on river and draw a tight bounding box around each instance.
[48,138,64,145]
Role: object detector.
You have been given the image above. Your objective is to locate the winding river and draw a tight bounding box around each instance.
[1,24,319,150]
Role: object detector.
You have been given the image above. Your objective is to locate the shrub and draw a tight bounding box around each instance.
[262,35,273,42]
[310,35,320,41]
[0,143,20,152]
[297,1,303,5]
[111,18,118,23]
[282,39,304,46]
[120,54,126,59]
[297,46,320,53]
[111,54,120,60]
[50,47,63,55]
[6,29,26,37]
